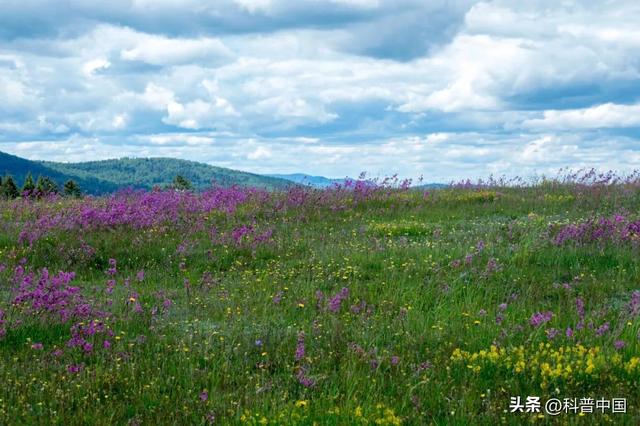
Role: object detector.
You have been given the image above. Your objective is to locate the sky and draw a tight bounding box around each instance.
[1,0,639,181]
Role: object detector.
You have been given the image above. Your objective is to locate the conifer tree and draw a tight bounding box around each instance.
[63,180,81,197]
[2,176,19,199]
[22,173,35,196]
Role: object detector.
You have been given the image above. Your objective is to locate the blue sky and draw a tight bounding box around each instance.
[1,0,639,181]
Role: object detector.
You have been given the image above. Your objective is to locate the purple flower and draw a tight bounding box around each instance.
[614,340,626,350]
[255,339,263,347]
[199,391,209,402]
[295,332,305,361]
[390,356,400,366]
[629,290,640,317]
[67,364,83,374]
[296,369,315,388]
[565,327,574,338]
[327,287,349,313]
[498,303,508,311]
[136,270,145,282]
[595,322,610,336]
[103,340,111,349]
[416,361,433,372]
[31,342,44,350]
[545,328,559,340]
[529,311,553,327]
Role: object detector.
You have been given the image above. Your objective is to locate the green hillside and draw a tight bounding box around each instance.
[0,151,119,194]
[43,157,292,192]
[0,151,292,194]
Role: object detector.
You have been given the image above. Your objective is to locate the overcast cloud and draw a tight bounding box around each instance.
[1,0,639,181]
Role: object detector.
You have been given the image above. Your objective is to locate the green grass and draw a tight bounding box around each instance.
[1,186,640,424]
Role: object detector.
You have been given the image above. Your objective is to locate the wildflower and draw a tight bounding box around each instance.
[566,327,574,338]
[390,356,400,366]
[416,361,432,372]
[67,364,83,374]
[106,259,117,276]
[498,303,508,311]
[529,311,553,327]
[255,339,263,347]
[614,340,626,350]
[595,322,610,336]
[103,340,111,349]
[629,290,640,317]
[31,342,44,350]
[199,391,208,402]
[576,297,585,329]
[545,328,559,340]
[136,270,145,282]
[295,332,305,361]
[327,287,349,313]
[296,369,315,388]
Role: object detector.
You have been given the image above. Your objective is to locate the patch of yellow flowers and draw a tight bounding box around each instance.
[451,343,640,389]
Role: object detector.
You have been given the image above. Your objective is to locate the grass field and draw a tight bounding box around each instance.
[1,175,639,425]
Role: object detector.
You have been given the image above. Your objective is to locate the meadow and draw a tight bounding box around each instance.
[1,171,639,425]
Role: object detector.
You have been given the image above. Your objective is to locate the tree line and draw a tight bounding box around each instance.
[0,173,81,199]
[1,173,194,199]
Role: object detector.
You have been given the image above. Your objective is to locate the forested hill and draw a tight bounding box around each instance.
[0,151,292,194]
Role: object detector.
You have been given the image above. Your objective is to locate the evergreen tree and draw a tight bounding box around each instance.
[173,174,193,191]
[2,175,19,199]
[63,180,81,198]
[22,173,36,197]
[36,176,59,196]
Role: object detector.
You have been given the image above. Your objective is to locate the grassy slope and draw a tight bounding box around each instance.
[0,186,639,424]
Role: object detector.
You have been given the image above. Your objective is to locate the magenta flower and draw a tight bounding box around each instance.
[529,311,553,327]
[67,364,83,374]
[295,332,305,361]
[31,342,44,350]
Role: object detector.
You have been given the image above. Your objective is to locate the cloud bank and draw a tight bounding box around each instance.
[1,0,639,180]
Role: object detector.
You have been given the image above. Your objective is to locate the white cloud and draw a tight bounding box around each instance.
[247,145,273,160]
[234,0,273,13]
[120,36,232,66]
[81,58,111,77]
[523,103,640,130]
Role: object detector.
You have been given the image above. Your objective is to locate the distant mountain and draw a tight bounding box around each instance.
[0,151,292,194]
[270,173,448,189]
[416,183,448,189]
[267,173,347,188]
